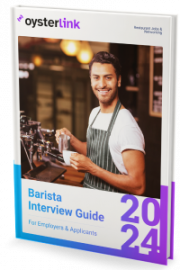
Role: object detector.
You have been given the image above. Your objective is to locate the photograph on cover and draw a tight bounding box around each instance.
[18,37,162,199]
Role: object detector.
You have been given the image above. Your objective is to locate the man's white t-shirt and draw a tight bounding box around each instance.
[88,107,145,174]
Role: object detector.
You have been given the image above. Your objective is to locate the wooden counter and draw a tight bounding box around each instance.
[24,160,84,188]
[55,163,84,187]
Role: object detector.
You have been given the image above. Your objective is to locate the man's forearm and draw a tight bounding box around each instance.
[71,135,87,156]
[89,163,145,195]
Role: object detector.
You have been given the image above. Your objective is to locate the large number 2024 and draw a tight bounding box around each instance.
[121,195,160,254]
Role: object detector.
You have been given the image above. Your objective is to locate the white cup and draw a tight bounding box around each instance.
[63,150,77,166]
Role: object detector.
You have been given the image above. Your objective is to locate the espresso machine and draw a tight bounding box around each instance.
[20,111,66,182]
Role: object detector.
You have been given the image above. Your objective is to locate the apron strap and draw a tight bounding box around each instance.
[107,99,121,134]
[90,99,121,132]
[90,109,101,127]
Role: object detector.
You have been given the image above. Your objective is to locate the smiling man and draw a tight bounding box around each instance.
[56,51,145,195]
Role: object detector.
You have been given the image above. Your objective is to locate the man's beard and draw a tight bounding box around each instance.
[93,84,119,105]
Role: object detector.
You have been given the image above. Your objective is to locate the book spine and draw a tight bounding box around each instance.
[9,6,15,161]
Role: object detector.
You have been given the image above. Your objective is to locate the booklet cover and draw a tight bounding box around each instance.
[12,6,176,265]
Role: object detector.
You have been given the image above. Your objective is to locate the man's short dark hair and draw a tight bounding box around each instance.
[89,51,122,79]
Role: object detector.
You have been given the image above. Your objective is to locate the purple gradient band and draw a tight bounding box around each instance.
[169,181,175,259]
[14,164,171,265]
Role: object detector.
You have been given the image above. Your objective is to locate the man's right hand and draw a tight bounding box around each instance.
[56,128,87,156]
[55,128,72,144]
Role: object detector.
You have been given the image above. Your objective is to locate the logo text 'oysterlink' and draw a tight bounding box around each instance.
[25,18,80,29]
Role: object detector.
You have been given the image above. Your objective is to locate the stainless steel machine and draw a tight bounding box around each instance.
[20,111,66,182]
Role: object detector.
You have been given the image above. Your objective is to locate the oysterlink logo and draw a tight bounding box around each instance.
[17,15,23,22]
[25,17,80,29]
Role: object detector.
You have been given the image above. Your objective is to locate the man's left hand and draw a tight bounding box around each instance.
[70,153,95,173]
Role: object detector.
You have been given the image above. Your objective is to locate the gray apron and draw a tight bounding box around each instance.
[83,99,122,192]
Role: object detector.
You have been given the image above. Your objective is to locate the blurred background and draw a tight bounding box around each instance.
[18,37,162,199]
